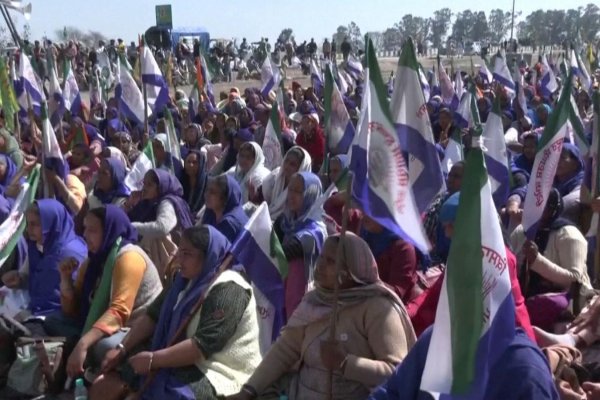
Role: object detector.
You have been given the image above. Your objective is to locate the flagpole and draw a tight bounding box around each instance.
[326,171,354,400]
[140,35,149,135]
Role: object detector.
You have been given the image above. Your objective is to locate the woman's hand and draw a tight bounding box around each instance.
[570,298,600,335]
[58,257,79,281]
[582,382,600,400]
[22,155,38,173]
[1,271,21,289]
[522,240,539,265]
[124,191,142,210]
[320,340,347,371]
[101,348,126,373]
[66,343,88,378]
[128,351,154,375]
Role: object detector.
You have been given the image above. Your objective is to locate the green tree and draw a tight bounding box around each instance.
[397,15,430,43]
[429,8,452,49]
[580,4,600,42]
[472,11,489,42]
[487,9,512,44]
[347,21,364,52]
[382,27,401,51]
[333,25,349,46]
[452,10,475,43]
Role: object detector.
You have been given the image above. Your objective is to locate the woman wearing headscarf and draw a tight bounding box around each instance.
[181,123,207,160]
[322,154,362,233]
[102,146,130,170]
[64,116,104,156]
[536,103,552,128]
[182,150,208,214]
[255,146,312,220]
[61,206,162,378]
[0,153,19,196]
[88,157,131,209]
[0,128,23,168]
[112,132,139,167]
[209,128,238,176]
[295,102,325,173]
[202,174,249,243]
[275,171,327,317]
[360,215,418,304]
[1,200,87,319]
[511,188,594,331]
[227,142,270,203]
[554,143,585,226]
[92,226,261,400]
[228,232,417,400]
[68,143,101,190]
[152,133,184,178]
[128,169,194,278]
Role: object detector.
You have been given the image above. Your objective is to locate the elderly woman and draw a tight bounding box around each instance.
[227,142,270,203]
[91,226,262,400]
[228,232,417,400]
[294,102,325,173]
[128,169,195,278]
[202,174,248,243]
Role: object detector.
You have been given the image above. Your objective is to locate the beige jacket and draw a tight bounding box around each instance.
[247,295,416,400]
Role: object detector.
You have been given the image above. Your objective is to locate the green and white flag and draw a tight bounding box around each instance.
[0,165,41,267]
[420,131,515,397]
[124,141,155,191]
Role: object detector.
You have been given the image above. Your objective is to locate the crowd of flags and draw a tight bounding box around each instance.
[0,33,598,397]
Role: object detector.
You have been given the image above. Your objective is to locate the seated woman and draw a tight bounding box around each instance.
[505,133,538,231]
[227,142,270,203]
[182,150,208,215]
[1,199,87,319]
[253,146,312,220]
[275,171,327,318]
[60,205,162,378]
[228,232,417,400]
[91,226,262,400]
[68,143,101,190]
[152,133,183,179]
[553,143,584,227]
[128,169,194,278]
[202,174,248,242]
[209,128,237,176]
[87,158,130,209]
[360,215,418,304]
[511,188,594,331]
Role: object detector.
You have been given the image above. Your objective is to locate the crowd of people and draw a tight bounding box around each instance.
[0,29,599,400]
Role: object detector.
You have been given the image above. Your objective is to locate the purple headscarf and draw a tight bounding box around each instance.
[93,158,131,204]
[79,205,139,323]
[28,199,87,316]
[129,169,194,230]
[554,143,585,197]
[0,153,18,195]
[201,174,248,242]
[143,225,230,400]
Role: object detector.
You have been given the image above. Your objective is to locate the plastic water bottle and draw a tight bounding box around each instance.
[74,378,88,400]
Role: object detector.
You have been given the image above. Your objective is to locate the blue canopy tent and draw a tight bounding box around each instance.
[171,27,210,52]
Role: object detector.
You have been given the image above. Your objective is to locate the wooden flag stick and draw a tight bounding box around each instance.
[327,171,354,400]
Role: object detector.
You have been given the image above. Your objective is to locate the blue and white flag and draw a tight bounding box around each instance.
[479,62,493,84]
[324,63,355,155]
[540,54,558,98]
[41,102,68,181]
[512,67,528,118]
[115,59,148,126]
[141,46,170,115]
[310,58,324,96]
[17,52,44,115]
[334,62,350,95]
[390,39,445,213]
[47,60,65,127]
[350,38,430,252]
[571,49,593,92]
[260,56,281,99]
[230,202,287,356]
[493,53,515,95]
[431,66,441,97]
[345,55,364,82]
[439,63,457,109]
[454,70,464,101]
[63,61,82,117]
[483,98,510,208]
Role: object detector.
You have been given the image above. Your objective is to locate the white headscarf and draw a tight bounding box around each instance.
[105,146,130,171]
[227,142,270,203]
[261,146,312,220]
